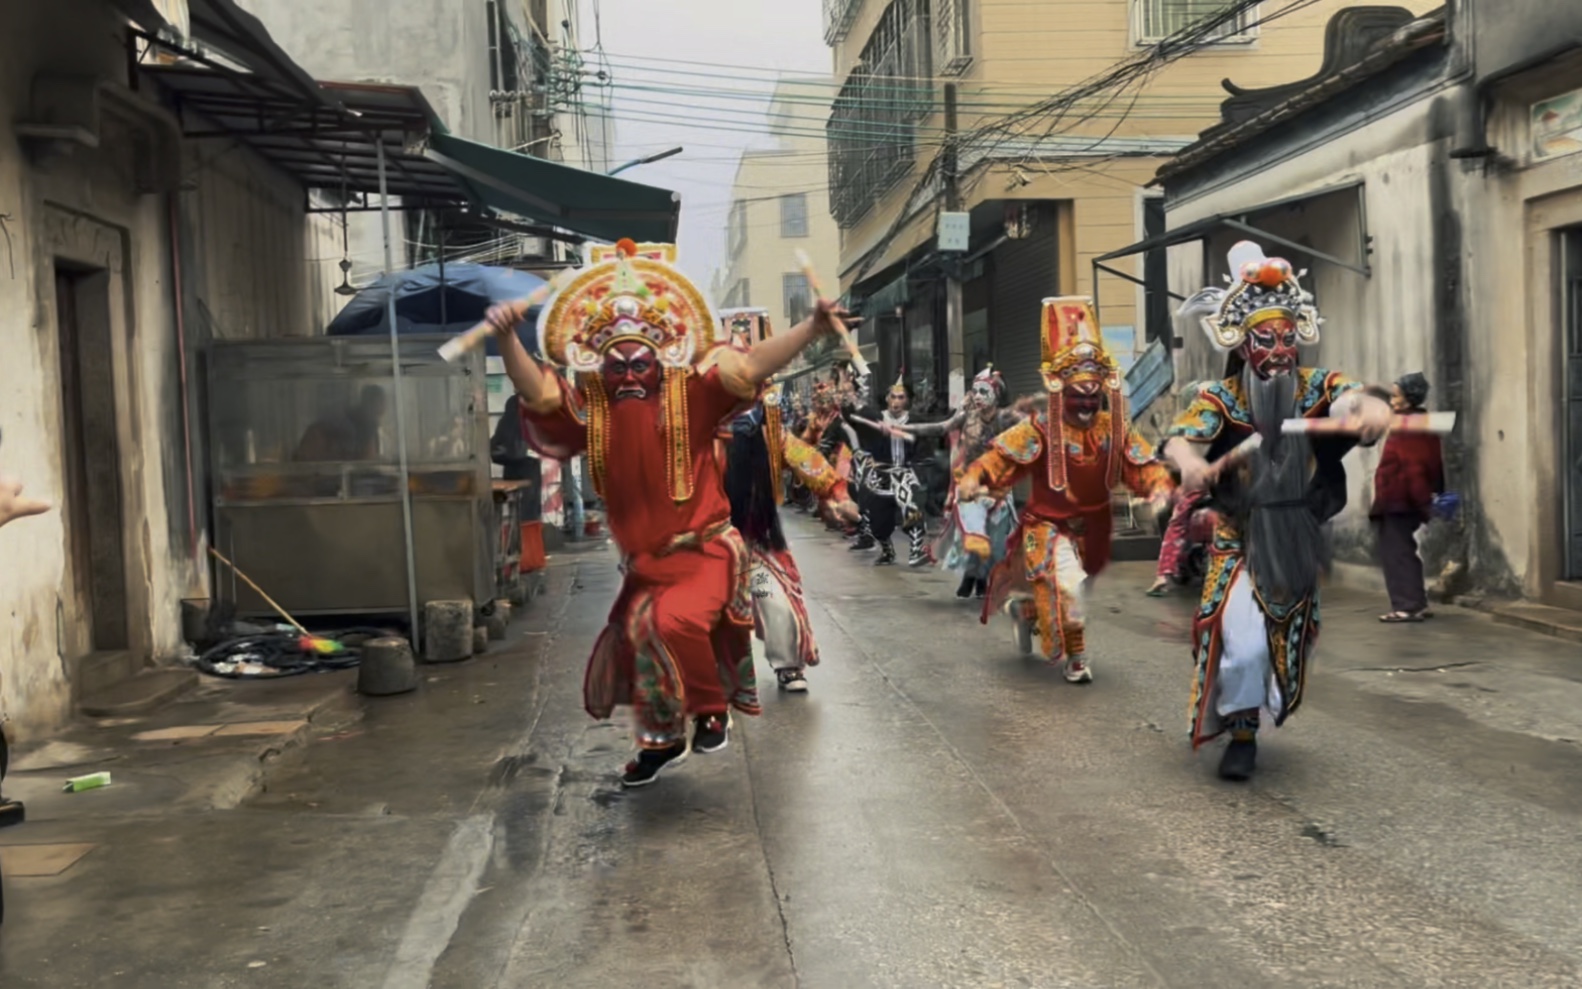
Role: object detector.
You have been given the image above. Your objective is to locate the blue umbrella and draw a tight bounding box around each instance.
[327,263,547,357]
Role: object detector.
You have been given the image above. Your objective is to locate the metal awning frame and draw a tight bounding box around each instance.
[1091,181,1373,305]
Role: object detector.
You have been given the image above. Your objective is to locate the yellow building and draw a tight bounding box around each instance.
[824,0,1439,405]
[721,78,843,345]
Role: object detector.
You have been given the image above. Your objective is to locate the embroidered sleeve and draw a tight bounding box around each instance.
[962,418,1041,490]
[781,431,842,500]
[519,378,588,459]
[1166,393,1225,442]
[1121,429,1174,499]
[693,359,760,430]
[990,418,1043,465]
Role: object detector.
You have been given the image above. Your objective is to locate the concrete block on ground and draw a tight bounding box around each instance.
[422,602,474,663]
[484,601,511,641]
[472,627,489,656]
[358,637,419,695]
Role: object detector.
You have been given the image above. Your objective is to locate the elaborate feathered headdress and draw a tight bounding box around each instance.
[536,239,720,502]
[1176,240,1321,353]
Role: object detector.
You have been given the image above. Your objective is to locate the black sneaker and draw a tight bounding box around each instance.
[874,544,896,566]
[620,742,688,788]
[776,668,809,693]
[1218,738,1257,781]
[692,714,730,754]
[955,574,976,598]
[848,536,875,551]
[974,578,988,598]
[907,550,930,568]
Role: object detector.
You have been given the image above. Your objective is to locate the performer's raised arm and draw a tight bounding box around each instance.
[898,409,965,438]
[486,300,563,414]
[715,300,853,398]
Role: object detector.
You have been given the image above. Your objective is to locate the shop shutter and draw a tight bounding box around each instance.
[989,207,1059,401]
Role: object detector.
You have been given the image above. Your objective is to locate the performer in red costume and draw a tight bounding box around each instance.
[958,297,1173,683]
[486,241,847,786]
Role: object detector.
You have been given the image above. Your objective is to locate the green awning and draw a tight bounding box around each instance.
[426,132,680,244]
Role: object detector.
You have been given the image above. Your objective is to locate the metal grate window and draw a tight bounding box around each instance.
[780,194,810,238]
[728,200,749,258]
[1134,0,1255,44]
[934,0,972,76]
[783,273,813,325]
[827,0,933,228]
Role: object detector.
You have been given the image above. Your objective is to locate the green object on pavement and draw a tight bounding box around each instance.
[62,772,112,793]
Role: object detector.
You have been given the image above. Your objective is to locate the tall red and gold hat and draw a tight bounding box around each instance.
[1040,296,1119,391]
[1038,296,1125,493]
[537,239,717,374]
[719,307,772,350]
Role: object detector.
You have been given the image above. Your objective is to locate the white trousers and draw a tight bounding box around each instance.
[750,560,802,672]
[1215,570,1282,719]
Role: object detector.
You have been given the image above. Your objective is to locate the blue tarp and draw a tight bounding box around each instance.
[326,263,546,357]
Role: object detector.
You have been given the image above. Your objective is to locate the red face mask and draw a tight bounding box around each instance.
[601,341,661,401]
[1063,381,1103,424]
[1243,317,1298,380]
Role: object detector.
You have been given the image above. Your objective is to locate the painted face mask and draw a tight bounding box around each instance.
[887,391,909,414]
[971,382,996,408]
[1243,317,1298,379]
[601,341,661,401]
[1063,380,1103,424]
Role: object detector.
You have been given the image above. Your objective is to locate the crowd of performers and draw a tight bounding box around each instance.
[486,237,1396,788]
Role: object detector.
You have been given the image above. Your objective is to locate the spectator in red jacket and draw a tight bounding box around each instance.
[1370,372,1444,622]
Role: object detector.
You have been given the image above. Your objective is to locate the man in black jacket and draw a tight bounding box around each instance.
[842,372,937,567]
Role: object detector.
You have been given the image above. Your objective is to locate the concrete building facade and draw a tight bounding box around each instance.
[0,0,340,739]
[721,79,843,344]
[822,0,1438,407]
[1150,0,1582,612]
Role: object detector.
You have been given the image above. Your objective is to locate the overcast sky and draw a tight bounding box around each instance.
[580,0,830,285]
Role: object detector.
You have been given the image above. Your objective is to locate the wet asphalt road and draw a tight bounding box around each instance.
[3,512,1582,988]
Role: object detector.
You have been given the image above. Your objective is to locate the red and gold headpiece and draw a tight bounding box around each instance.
[719,307,772,351]
[1040,296,1120,390]
[1038,297,1126,494]
[536,239,720,504]
[537,239,717,374]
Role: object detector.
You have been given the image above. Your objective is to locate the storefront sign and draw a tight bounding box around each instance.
[937,211,970,253]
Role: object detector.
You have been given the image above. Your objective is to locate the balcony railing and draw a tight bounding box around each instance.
[823,0,864,46]
[827,0,933,228]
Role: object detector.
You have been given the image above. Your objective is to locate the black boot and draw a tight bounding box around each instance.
[974,578,988,598]
[874,542,896,566]
[1218,713,1259,781]
[906,527,929,567]
[956,574,976,598]
[1218,738,1257,781]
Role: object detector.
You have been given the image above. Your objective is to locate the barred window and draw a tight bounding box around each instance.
[783,273,812,325]
[780,194,809,238]
[1134,0,1255,44]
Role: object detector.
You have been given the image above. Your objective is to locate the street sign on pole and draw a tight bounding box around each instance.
[938,211,970,253]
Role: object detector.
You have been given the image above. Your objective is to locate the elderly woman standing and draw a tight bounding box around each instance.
[1370,372,1444,623]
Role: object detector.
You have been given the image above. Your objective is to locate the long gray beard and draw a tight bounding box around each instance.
[1243,370,1324,605]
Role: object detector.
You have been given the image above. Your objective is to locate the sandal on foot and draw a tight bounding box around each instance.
[1379,611,1423,623]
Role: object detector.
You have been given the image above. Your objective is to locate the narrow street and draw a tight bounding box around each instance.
[2,515,1580,987]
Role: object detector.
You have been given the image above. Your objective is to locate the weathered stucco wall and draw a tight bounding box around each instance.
[0,0,336,740]
[1161,73,1561,599]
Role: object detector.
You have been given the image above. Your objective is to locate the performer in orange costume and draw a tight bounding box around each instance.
[958,297,1172,683]
[486,242,846,786]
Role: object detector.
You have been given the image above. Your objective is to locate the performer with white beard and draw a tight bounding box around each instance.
[1163,242,1391,781]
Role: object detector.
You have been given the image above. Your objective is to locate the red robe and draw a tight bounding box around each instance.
[521,363,758,749]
